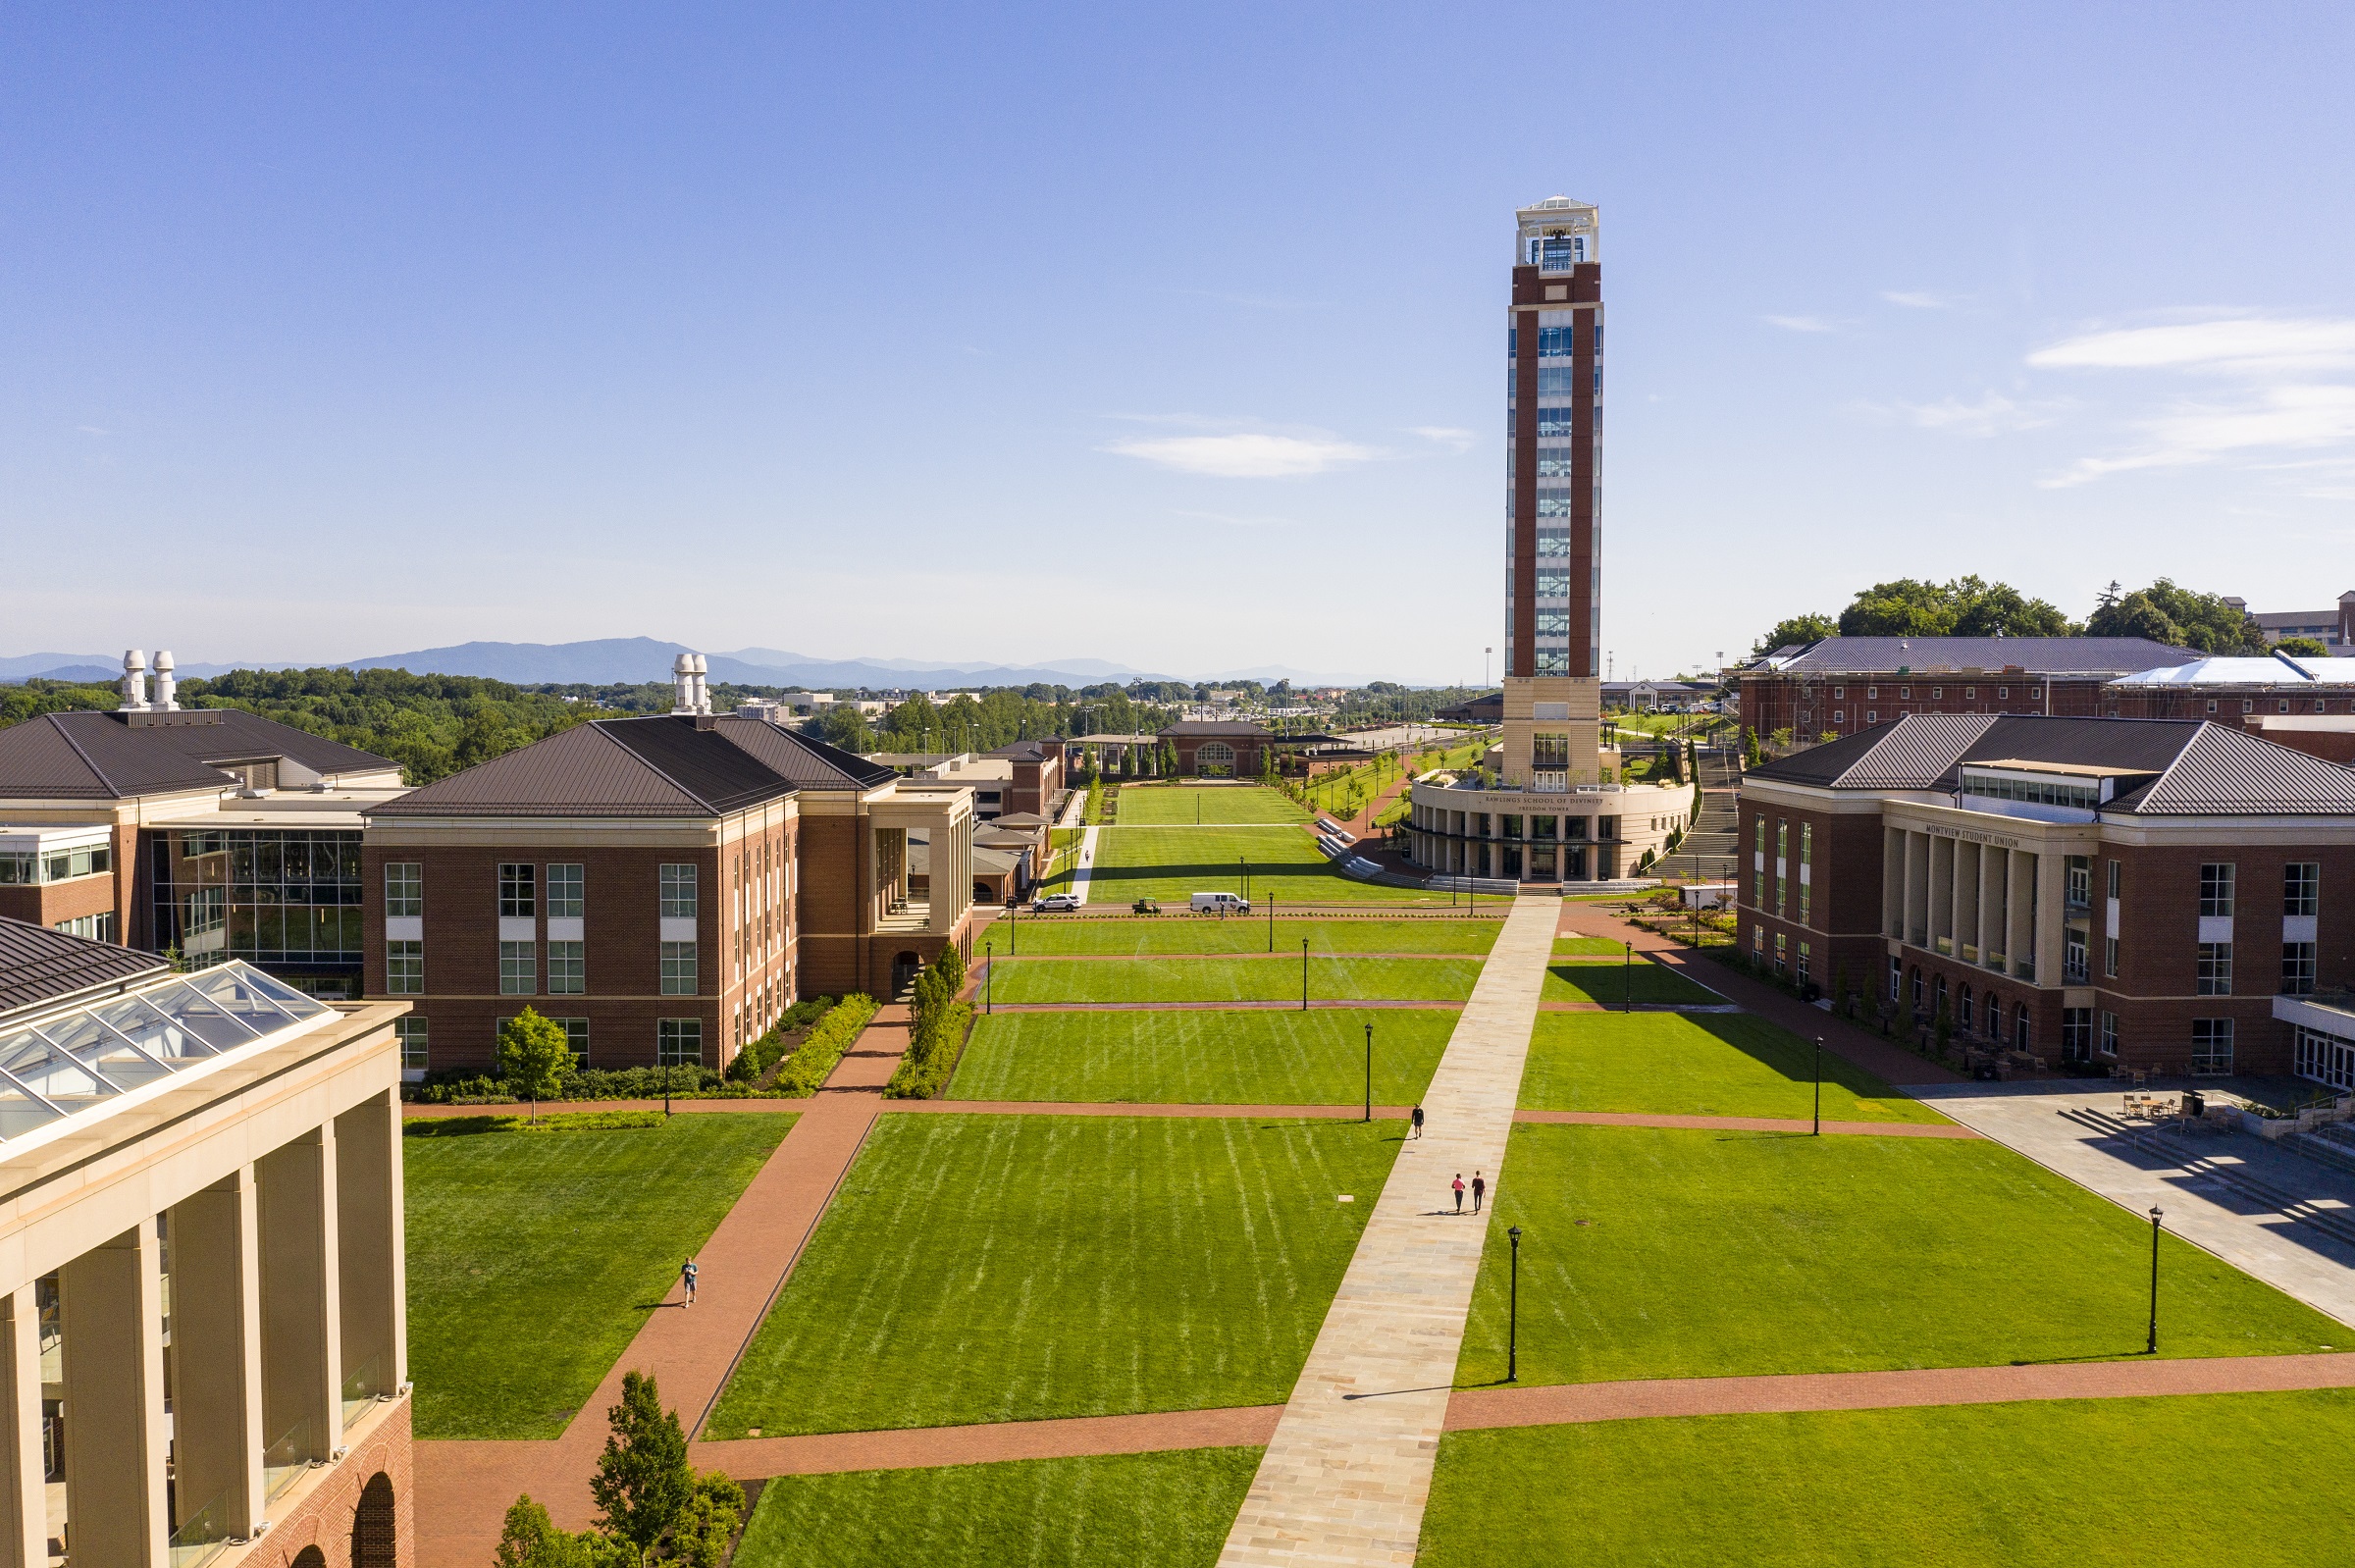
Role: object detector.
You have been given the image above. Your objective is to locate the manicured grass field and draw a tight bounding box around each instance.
[1518,1012,1944,1124]
[1541,960,1723,1006]
[990,917,1500,957]
[1453,1124,2342,1388]
[736,1447,1261,1568]
[1116,784,1310,825]
[950,1008,1458,1105]
[985,955,1481,1004]
[707,1114,1399,1436]
[1553,936,1625,957]
[1084,825,1436,905]
[1421,1391,2355,1567]
[403,1113,796,1438]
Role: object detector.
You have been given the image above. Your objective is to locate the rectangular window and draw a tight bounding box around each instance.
[2191,1019,2234,1075]
[1531,733,1572,769]
[2282,942,2318,996]
[548,863,584,919]
[2099,1011,2119,1057]
[2195,942,2232,996]
[2064,927,2089,982]
[1773,931,1788,974]
[2285,862,2320,917]
[53,913,118,943]
[1797,941,1811,982]
[387,940,424,995]
[2199,862,2234,918]
[386,862,422,918]
[660,863,699,919]
[2108,860,2121,900]
[498,940,536,996]
[2104,937,2119,978]
[657,1018,704,1067]
[2066,856,2090,909]
[498,863,536,919]
[660,941,699,996]
[548,940,586,995]
[1889,955,1902,1002]
[1775,819,1788,915]
[553,1017,590,1067]
[394,1017,429,1071]
[1798,823,1812,924]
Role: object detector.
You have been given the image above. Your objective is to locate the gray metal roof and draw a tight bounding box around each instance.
[0,708,397,800]
[1163,720,1274,738]
[0,918,169,1017]
[1746,637,2195,676]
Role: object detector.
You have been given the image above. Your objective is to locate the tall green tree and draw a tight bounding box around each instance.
[1838,576,2072,638]
[497,1008,573,1120]
[590,1371,694,1566]
[2279,636,2329,657]
[2084,579,2265,653]
[1751,612,1839,656]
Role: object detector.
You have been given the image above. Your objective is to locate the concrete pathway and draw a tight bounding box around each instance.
[1913,1080,2355,1330]
[1214,895,1557,1568]
[414,1005,909,1568]
[1070,825,1099,903]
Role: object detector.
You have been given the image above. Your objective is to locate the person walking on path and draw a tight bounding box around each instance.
[1451,1174,1465,1213]
[1472,1172,1487,1214]
[681,1257,699,1309]
[1411,1105,1426,1139]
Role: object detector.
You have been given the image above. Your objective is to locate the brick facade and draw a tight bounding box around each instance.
[1741,670,2099,743]
[237,1398,413,1568]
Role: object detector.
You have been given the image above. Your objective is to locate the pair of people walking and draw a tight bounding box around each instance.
[1450,1172,1487,1214]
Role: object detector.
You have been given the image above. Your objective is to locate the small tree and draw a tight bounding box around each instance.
[497,1007,572,1121]
[590,1371,693,1566]
[495,1496,595,1568]
[670,1474,749,1568]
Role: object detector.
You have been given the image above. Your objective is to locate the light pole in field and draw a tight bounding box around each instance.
[1507,1226,1523,1382]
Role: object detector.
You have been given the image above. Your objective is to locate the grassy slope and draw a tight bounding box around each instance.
[1541,961,1724,1006]
[985,955,1481,1004]
[1086,825,1434,905]
[991,917,1500,957]
[951,1007,1459,1105]
[707,1114,1399,1436]
[1454,1124,2343,1388]
[1422,1391,2355,1568]
[735,1447,1262,1568]
[403,1113,796,1437]
[1519,1012,1944,1124]
[1117,785,1310,825]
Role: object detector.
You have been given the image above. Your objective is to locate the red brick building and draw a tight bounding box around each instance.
[1162,720,1276,777]
[1739,637,2194,745]
[1737,713,2355,1079]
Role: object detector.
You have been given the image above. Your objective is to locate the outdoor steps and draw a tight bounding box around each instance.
[2062,1106,2355,1249]
[2292,1121,2355,1177]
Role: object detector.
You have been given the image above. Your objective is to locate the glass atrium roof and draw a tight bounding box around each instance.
[0,963,330,1142]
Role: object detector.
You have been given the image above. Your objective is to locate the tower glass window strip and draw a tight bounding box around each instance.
[1798,823,1812,924]
[1507,199,1600,682]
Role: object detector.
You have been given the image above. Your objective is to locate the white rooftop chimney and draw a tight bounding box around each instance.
[671,653,697,715]
[120,650,149,711]
[691,653,710,714]
[152,650,179,711]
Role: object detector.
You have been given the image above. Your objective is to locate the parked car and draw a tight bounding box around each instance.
[1132,898,1161,915]
[1031,893,1081,913]
[1189,891,1250,915]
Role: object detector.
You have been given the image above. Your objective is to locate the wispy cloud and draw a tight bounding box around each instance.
[2029,313,2355,488]
[1764,314,1839,334]
[1858,392,2064,438]
[1410,426,1476,453]
[1102,432,1378,479]
[1882,289,1963,310]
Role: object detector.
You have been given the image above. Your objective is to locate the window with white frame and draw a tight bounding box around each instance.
[660,941,699,996]
[2099,1010,2119,1057]
[387,940,424,995]
[660,863,698,919]
[386,862,422,918]
[548,940,585,995]
[498,940,535,995]
[2285,862,2321,917]
[498,863,535,918]
[2199,863,2234,917]
[2191,1019,2234,1075]
[657,1018,703,1066]
[2196,942,2232,995]
[548,863,584,919]
[2282,943,2318,996]
[394,1016,429,1071]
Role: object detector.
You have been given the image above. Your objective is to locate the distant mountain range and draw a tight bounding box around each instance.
[2,640,1410,691]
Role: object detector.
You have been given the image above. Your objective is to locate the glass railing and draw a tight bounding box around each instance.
[262,1419,310,1500]
[341,1356,380,1429]
[169,1491,234,1568]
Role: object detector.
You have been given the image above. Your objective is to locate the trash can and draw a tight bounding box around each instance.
[2183,1090,2205,1119]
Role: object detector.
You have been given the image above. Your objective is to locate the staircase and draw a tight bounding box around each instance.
[2292,1119,2355,1177]
[1649,748,1741,884]
[2064,1106,2355,1249]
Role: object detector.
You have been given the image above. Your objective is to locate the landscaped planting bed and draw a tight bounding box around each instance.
[1452,1124,2343,1390]
[707,1114,1399,1436]
[950,1007,1457,1105]
[404,1111,797,1437]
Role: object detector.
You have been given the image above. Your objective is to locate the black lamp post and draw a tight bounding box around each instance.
[1364,1021,1373,1123]
[663,1059,672,1120]
[1302,937,1310,1012]
[1507,1225,1523,1382]
[1813,1034,1823,1135]
[1623,941,1633,1013]
[985,941,994,1014]
[2147,1206,2165,1353]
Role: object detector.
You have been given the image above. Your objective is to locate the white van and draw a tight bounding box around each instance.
[1189,891,1251,915]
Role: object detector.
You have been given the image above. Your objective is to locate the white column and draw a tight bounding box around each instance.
[62,1225,169,1568]
[169,1170,266,1539]
[2008,850,2033,979]
[0,1289,43,1568]
[336,1091,406,1399]
[2033,850,2064,985]
[259,1124,342,1461]
[1928,835,1952,951]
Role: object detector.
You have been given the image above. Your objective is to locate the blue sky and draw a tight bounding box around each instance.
[6,3,2352,683]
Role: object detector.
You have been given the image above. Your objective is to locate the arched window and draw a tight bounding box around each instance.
[352,1472,397,1568]
[1197,741,1235,778]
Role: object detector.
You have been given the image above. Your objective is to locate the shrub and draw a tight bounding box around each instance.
[725,996,840,1082]
[406,1110,662,1138]
[409,1064,733,1105]
[771,994,880,1096]
[886,1000,974,1099]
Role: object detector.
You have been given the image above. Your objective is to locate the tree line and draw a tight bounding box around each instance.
[1752,577,2277,659]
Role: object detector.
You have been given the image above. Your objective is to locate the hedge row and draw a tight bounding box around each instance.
[405,1109,663,1137]
[884,1001,974,1100]
[411,1064,734,1105]
[726,996,842,1083]
[771,994,881,1097]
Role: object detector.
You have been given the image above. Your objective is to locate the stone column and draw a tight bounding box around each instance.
[0,1289,43,1568]
[168,1169,266,1538]
[2007,850,2034,979]
[2033,850,2064,985]
[61,1225,169,1568]
[336,1090,406,1398]
[1984,848,2007,967]
[1956,842,1980,962]
[1927,835,1952,951]
[259,1123,342,1462]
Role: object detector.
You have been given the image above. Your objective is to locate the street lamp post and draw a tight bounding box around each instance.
[1302,937,1310,1012]
[1623,941,1633,1013]
[1812,1035,1823,1135]
[663,1059,672,1120]
[1507,1226,1522,1382]
[2147,1206,2165,1353]
[1364,1021,1373,1123]
[986,941,994,1015]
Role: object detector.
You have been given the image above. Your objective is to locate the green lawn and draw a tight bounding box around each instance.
[1074,825,1436,905]
[736,1447,1260,1568]
[1542,960,1723,1006]
[1553,936,1626,957]
[989,917,1500,957]
[986,955,1481,1004]
[1519,1012,1944,1124]
[950,1008,1458,1105]
[1421,1391,2355,1568]
[403,1113,796,1438]
[1116,785,1309,825]
[1454,1124,2342,1389]
[707,1114,1398,1436]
